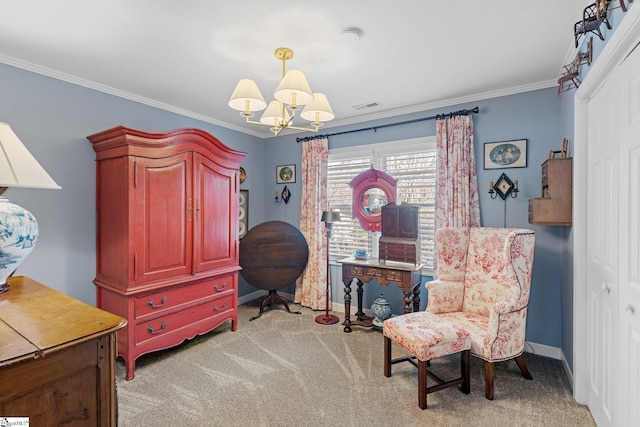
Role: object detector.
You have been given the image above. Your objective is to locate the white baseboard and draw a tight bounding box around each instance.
[524,341,562,360]
[560,351,574,391]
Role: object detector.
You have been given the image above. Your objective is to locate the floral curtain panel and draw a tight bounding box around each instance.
[434,114,480,231]
[294,137,328,310]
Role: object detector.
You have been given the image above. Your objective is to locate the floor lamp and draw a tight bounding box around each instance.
[315,210,341,325]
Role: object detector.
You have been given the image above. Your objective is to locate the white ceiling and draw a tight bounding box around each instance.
[0,1,587,138]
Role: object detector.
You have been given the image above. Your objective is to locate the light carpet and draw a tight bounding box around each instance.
[116,303,595,427]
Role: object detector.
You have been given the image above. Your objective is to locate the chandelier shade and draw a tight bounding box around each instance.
[228,47,333,136]
[274,70,314,108]
[301,93,334,124]
[260,101,291,127]
[228,79,267,114]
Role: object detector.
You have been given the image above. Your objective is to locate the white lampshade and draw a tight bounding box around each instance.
[301,93,335,123]
[228,79,267,112]
[274,70,314,107]
[0,122,60,189]
[260,101,290,127]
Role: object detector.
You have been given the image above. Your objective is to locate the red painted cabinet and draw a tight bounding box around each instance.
[88,126,246,380]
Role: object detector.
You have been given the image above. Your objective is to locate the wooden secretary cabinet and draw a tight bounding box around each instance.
[528,157,572,226]
[88,126,246,380]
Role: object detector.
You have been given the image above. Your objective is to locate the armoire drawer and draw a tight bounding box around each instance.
[135,275,235,319]
[134,293,235,346]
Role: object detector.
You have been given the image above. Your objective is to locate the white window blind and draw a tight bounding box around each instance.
[327,137,436,272]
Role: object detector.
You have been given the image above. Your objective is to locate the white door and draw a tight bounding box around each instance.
[586,71,619,427]
[616,43,640,427]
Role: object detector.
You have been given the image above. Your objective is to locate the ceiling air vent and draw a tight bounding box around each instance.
[353,102,380,111]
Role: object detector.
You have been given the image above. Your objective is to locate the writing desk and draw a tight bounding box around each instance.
[338,257,423,332]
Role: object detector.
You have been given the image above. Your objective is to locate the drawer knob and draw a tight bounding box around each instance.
[213,282,227,292]
[147,321,167,335]
[147,295,167,308]
[213,302,228,312]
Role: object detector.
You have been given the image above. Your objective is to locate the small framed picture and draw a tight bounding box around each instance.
[484,139,528,170]
[276,164,296,184]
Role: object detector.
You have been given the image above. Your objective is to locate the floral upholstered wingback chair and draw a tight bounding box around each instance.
[426,227,536,400]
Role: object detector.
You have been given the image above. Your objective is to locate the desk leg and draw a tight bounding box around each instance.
[355,279,365,320]
[402,292,413,314]
[412,283,421,312]
[343,279,352,333]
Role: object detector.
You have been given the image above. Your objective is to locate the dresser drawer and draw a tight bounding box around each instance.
[344,265,365,277]
[383,269,406,282]
[135,293,235,346]
[135,275,235,319]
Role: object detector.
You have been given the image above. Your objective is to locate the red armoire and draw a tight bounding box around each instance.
[88,126,247,380]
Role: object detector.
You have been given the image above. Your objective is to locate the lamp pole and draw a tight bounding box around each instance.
[315,210,341,325]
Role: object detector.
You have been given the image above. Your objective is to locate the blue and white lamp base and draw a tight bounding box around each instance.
[0,197,38,292]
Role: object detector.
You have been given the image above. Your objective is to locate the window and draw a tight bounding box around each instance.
[327,137,436,273]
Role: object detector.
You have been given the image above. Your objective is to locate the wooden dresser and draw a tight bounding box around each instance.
[88,126,246,380]
[0,276,126,426]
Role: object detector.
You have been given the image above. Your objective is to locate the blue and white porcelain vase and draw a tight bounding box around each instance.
[0,197,39,288]
[371,294,392,327]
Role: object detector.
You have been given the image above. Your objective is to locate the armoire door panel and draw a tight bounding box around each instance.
[135,153,193,283]
[193,153,236,273]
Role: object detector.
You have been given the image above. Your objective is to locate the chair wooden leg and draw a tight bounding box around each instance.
[461,350,470,395]
[484,361,495,400]
[383,336,392,377]
[418,360,427,409]
[515,354,533,380]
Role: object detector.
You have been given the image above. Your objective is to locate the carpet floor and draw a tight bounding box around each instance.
[116,302,595,427]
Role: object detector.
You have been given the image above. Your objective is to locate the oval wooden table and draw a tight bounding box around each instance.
[239,221,309,320]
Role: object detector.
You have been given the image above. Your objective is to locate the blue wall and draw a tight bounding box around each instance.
[2,59,570,352]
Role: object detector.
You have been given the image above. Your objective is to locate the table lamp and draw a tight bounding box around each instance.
[0,122,61,292]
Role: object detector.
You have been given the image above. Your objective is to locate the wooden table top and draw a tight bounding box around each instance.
[0,276,126,366]
[339,257,423,272]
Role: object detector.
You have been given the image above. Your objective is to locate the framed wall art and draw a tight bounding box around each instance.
[239,190,248,239]
[276,164,296,184]
[484,139,528,170]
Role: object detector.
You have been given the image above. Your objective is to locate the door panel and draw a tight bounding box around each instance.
[586,73,619,427]
[617,43,640,427]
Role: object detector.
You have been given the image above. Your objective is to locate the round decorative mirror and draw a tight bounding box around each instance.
[349,168,397,232]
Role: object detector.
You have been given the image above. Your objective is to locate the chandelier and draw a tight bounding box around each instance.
[228,47,334,136]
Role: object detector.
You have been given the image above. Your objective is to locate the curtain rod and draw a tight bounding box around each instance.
[296,106,479,143]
